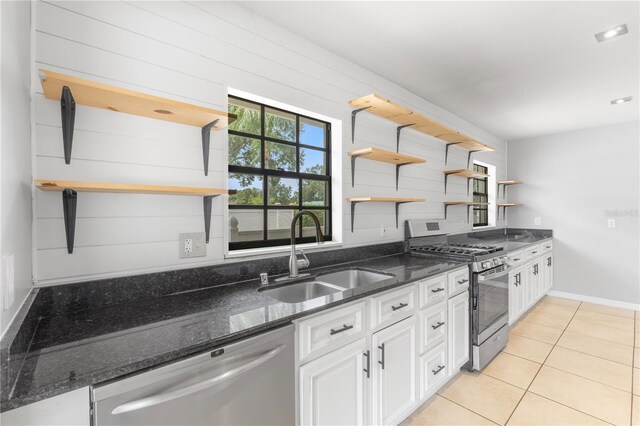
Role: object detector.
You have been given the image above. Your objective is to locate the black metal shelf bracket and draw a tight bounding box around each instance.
[60,86,76,164]
[201,119,220,176]
[499,205,507,220]
[467,178,473,196]
[395,163,411,191]
[62,188,78,254]
[203,195,221,244]
[350,154,364,187]
[396,124,415,152]
[351,106,371,143]
[497,183,508,199]
[467,150,482,169]
[394,201,411,228]
[467,204,472,223]
[445,142,463,165]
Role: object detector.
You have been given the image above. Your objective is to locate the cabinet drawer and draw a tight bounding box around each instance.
[448,267,470,297]
[418,274,447,309]
[540,240,553,253]
[419,342,448,401]
[298,301,366,362]
[370,285,416,329]
[507,249,524,266]
[524,244,541,260]
[419,302,447,354]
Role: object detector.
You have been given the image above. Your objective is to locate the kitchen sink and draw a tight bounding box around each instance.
[259,281,345,303]
[315,269,393,289]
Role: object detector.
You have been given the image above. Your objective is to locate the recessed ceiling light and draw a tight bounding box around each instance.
[595,24,628,42]
[610,96,633,105]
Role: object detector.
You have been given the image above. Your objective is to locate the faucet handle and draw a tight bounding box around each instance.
[296,250,310,269]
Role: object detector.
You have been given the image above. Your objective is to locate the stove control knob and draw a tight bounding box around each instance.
[482,261,490,269]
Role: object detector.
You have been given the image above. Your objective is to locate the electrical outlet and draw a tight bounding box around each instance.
[608,218,616,229]
[534,217,541,226]
[380,224,387,238]
[179,233,206,258]
[2,255,15,310]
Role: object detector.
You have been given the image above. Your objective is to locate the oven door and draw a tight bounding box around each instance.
[472,264,510,345]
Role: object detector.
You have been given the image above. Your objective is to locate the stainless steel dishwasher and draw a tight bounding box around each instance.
[91,325,294,426]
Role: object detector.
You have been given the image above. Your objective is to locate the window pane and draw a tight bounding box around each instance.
[265,141,296,172]
[229,209,263,242]
[265,107,296,142]
[228,98,261,136]
[267,210,298,239]
[300,148,326,175]
[302,179,327,207]
[229,135,261,168]
[301,210,328,237]
[268,177,299,206]
[229,174,263,206]
[299,117,326,148]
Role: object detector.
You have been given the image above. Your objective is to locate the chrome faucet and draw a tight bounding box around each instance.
[288,210,324,279]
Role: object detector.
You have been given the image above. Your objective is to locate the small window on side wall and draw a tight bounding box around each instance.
[472,163,489,227]
[227,95,332,250]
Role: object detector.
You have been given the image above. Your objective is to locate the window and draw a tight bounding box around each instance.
[227,96,332,250]
[472,163,489,227]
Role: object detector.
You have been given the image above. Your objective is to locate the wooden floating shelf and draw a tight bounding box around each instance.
[497,203,523,220]
[35,179,228,254]
[497,180,523,199]
[443,169,490,195]
[348,147,425,190]
[348,94,494,165]
[35,180,229,197]
[347,197,425,232]
[443,201,489,223]
[38,69,236,175]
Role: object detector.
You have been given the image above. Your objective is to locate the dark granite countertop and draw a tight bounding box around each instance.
[1,253,464,411]
[448,228,552,252]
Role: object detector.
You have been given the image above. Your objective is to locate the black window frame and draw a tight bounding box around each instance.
[227,95,332,250]
[472,163,489,227]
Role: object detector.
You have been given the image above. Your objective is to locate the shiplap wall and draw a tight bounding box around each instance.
[33,1,506,285]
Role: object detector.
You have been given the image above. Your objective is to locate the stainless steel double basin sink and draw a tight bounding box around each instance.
[259,269,393,303]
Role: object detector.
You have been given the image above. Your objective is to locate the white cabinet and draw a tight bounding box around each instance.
[508,266,524,325]
[370,286,416,330]
[419,342,448,401]
[299,338,368,426]
[419,302,447,353]
[418,275,447,308]
[371,317,417,426]
[447,267,470,297]
[542,254,553,292]
[447,291,469,376]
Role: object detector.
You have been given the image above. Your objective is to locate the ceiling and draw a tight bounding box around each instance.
[238,1,639,140]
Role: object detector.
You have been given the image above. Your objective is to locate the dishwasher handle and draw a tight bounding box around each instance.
[111,344,287,415]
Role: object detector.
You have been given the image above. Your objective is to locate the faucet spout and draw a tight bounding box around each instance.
[288,210,325,278]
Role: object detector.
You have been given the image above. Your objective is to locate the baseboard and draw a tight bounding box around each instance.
[548,290,640,311]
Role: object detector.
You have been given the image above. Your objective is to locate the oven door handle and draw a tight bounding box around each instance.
[478,265,511,282]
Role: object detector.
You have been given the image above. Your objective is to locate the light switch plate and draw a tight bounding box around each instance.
[608,219,616,228]
[534,217,541,226]
[179,233,206,258]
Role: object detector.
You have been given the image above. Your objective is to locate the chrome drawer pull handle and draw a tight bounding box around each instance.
[431,288,445,293]
[513,258,520,261]
[531,251,538,254]
[432,365,445,375]
[378,343,385,369]
[329,324,353,335]
[363,350,370,378]
[391,302,409,311]
[457,278,468,284]
[431,321,445,330]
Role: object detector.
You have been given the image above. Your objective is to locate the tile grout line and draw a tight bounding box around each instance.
[435,392,501,425]
[631,311,636,426]
[502,300,582,425]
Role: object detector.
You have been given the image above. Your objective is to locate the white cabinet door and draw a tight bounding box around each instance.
[447,291,470,376]
[372,317,417,426]
[300,338,367,426]
[523,261,535,309]
[543,254,553,293]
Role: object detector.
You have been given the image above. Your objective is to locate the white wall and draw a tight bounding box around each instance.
[31,1,506,286]
[1,1,33,336]
[507,121,640,305]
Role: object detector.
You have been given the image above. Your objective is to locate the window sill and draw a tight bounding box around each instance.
[225,240,343,259]
[473,225,497,230]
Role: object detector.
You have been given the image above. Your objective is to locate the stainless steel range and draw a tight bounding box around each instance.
[405,219,510,371]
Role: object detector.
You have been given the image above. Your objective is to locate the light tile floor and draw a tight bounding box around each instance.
[404,296,639,425]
